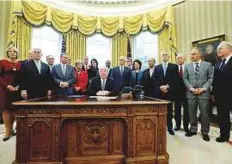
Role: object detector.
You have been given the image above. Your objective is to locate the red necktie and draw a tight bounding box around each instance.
[179,65,183,79]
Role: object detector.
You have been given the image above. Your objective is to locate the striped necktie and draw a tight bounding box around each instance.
[195,62,199,76]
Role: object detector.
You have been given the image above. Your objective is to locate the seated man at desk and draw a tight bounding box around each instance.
[88,67,114,96]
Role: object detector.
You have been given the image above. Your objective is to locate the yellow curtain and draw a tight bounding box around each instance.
[7,1,177,62]
[9,17,31,60]
[158,6,177,63]
[112,33,128,67]
[64,30,86,65]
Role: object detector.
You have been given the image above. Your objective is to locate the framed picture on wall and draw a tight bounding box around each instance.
[192,34,225,66]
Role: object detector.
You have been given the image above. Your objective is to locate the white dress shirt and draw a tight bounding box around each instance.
[34,60,41,74]
[149,67,154,77]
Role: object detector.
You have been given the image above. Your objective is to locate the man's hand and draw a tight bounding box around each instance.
[96,91,110,96]
[63,82,69,88]
[47,90,52,96]
[7,85,16,92]
[21,90,28,99]
[160,85,169,93]
[60,82,69,88]
[75,86,81,91]
[190,88,198,95]
[196,88,206,95]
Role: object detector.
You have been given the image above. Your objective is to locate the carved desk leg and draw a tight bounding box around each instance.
[13,116,27,164]
[157,105,169,164]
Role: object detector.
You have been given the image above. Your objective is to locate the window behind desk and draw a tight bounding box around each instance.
[31,26,63,64]
[87,34,112,67]
[132,31,158,70]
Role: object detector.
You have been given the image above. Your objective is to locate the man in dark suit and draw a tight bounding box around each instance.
[82,56,90,72]
[155,52,180,135]
[88,67,114,96]
[126,57,133,70]
[174,54,190,133]
[52,54,76,96]
[142,58,158,98]
[20,48,53,99]
[212,41,232,143]
[111,56,132,94]
[184,47,213,142]
[46,55,55,73]
[105,60,112,77]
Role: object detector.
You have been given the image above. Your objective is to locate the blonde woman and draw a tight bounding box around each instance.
[0,46,21,141]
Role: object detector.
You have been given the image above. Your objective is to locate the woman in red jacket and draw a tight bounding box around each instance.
[73,60,88,95]
[0,46,21,141]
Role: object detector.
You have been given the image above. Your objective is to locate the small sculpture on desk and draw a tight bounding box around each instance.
[132,85,144,99]
[119,87,133,99]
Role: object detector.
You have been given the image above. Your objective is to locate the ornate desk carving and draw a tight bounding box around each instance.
[13,96,169,164]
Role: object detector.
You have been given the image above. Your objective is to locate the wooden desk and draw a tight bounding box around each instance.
[13,96,169,164]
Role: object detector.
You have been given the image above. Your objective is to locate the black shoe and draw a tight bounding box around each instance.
[216,136,229,143]
[174,127,180,131]
[184,129,190,133]
[3,136,10,142]
[168,130,175,135]
[202,134,210,142]
[185,131,197,137]
[11,130,16,136]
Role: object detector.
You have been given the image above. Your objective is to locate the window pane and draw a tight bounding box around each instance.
[31,26,62,64]
[133,31,158,70]
[87,34,112,67]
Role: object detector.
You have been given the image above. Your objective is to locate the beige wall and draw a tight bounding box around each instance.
[174,0,232,59]
[0,1,11,59]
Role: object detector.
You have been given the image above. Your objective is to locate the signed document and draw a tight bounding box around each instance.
[89,96,118,100]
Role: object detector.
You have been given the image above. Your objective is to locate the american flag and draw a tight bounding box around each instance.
[61,35,66,54]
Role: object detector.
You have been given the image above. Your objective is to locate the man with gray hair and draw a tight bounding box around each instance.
[155,52,180,135]
[88,67,114,96]
[212,41,232,142]
[174,54,190,133]
[184,47,213,141]
[46,55,55,73]
[20,48,53,99]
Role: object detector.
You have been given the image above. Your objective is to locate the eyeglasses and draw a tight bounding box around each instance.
[33,51,41,53]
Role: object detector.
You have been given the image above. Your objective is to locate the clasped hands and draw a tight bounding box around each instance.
[60,81,69,88]
[160,85,169,93]
[96,90,110,96]
[190,88,206,95]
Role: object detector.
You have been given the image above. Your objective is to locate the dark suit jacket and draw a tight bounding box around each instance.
[155,63,179,100]
[212,57,232,106]
[52,64,76,96]
[87,77,114,96]
[141,68,159,98]
[88,67,98,80]
[132,70,143,88]
[20,60,53,99]
[110,66,132,94]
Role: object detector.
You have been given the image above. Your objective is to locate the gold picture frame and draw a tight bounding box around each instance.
[192,34,225,66]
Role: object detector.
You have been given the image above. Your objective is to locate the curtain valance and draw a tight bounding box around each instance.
[13,1,174,36]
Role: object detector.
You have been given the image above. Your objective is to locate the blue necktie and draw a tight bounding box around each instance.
[220,59,226,71]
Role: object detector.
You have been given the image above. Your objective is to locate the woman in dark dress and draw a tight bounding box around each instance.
[0,46,21,141]
[88,58,99,81]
